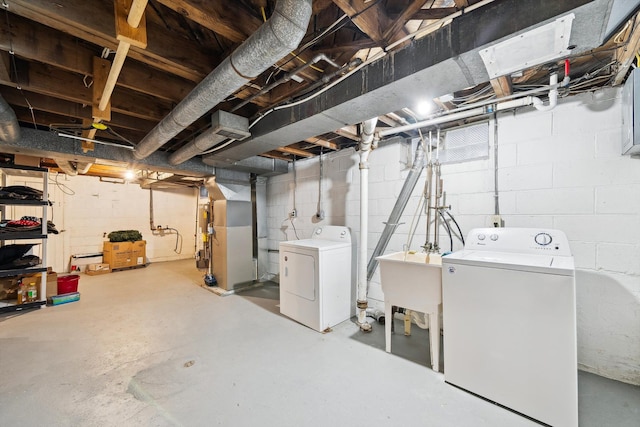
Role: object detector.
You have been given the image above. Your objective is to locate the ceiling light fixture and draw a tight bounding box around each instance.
[124,170,136,181]
[415,101,434,118]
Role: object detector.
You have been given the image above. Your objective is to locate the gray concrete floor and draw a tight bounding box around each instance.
[0,259,638,426]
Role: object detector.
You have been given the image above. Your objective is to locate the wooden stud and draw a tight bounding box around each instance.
[115,0,148,48]
[334,126,360,141]
[0,51,11,82]
[305,137,339,150]
[490,75,513,98]
[410,7,458,20]
[127,0,148,28]
[81,118,96,152]
[614,17,640,85]
[98,42,131,111]
[261,151,292,161]
[276,146,315,158]
[92,57,112,121]
[384,1,428,43]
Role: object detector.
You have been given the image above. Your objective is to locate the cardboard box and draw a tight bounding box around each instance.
[103,241,132,269]
[87,263,110,271]
[24,271,58,298]
[103,241,146,269]
[86,263,111,276]
[0,277,19,301]
[131,240,146,266]
[13,154,41,167]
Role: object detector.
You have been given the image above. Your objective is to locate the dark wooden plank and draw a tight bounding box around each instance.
[8,0,215,82]
[154,0,262,43]
[0,14,196,103]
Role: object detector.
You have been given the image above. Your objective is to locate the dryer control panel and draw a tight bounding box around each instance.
[465,228,572,256]
[311,226,351,243]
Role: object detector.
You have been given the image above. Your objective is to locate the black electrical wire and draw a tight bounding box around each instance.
[438,210,453,252]
[445,211,464,246]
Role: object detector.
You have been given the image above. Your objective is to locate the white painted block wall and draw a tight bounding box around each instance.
[266,87,640,385]
[8,174,197,273]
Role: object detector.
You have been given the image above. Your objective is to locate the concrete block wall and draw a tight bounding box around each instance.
[266,87,640,385]
[22,174,197,272]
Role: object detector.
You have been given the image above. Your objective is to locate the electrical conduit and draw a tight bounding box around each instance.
[357,117,378,332]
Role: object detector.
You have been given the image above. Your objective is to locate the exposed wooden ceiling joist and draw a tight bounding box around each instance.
[490,75,513,98]
[332,0,409,48]
[276,146,315,158]
[305,137,339,151]
[154,0,262,43]
[7,0,215,82]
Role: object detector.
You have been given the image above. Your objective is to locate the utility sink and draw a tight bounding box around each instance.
[377,251,443,371]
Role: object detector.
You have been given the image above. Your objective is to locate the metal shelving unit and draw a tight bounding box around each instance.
[0,164,49,313]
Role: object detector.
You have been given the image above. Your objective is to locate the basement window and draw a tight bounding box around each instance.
[437,122,490,164]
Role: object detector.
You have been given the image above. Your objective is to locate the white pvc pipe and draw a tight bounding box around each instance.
[532,73,558,112]
[357,118,378,332]
[377,107,485,137]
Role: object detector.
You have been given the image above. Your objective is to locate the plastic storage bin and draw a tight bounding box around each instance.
[57,275,79,294]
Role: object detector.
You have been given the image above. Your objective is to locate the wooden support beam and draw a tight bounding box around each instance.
[99,42,131,112]
[154,0,262,43]
[0,51,10,82]
[383,1,428,43]
[0,14,195,103]
[276,146,315,158]
[93,57,112,121]
[98,0,149,112]
[261,151,292,161]
[81,118,96,152]
[614,17,640,86]
[0,86,156,132]
[315,39,378,55]
[334,126,359,141]
[115,0,148,47]
[408,7,458,20]
[127,0,148,28]
[8,0,214,82]
[0,60,176,122]
[490,75,513,98]
[305,137,338,150]
[332,0,409,47]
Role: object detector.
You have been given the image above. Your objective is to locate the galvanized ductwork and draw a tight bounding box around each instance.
[204,0,630,166]
[0,95,20,143]
[133,0,312,163]
[54,160,93,176]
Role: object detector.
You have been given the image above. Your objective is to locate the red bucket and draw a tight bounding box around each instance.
[57,274,79,294]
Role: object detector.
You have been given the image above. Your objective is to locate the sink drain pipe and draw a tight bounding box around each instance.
[357,117,378,332]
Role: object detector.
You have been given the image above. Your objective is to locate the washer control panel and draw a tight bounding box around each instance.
[466,228,572,256]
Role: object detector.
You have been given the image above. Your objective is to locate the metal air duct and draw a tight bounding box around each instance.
[133,0,312,163]
[0,95,20,143]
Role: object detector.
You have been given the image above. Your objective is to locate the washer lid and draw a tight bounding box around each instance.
[280,239,351,251]
[443,250,575,276]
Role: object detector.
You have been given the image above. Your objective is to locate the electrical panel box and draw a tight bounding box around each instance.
[622,68,640,156]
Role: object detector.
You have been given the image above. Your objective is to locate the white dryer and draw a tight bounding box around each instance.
[279,226,353,332]
[442,228,577,427]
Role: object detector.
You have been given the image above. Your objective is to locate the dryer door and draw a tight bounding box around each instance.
[281,250,316,301]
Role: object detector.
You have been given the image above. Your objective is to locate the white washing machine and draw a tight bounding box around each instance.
[442,227,577,427]
[279,226,353,332]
